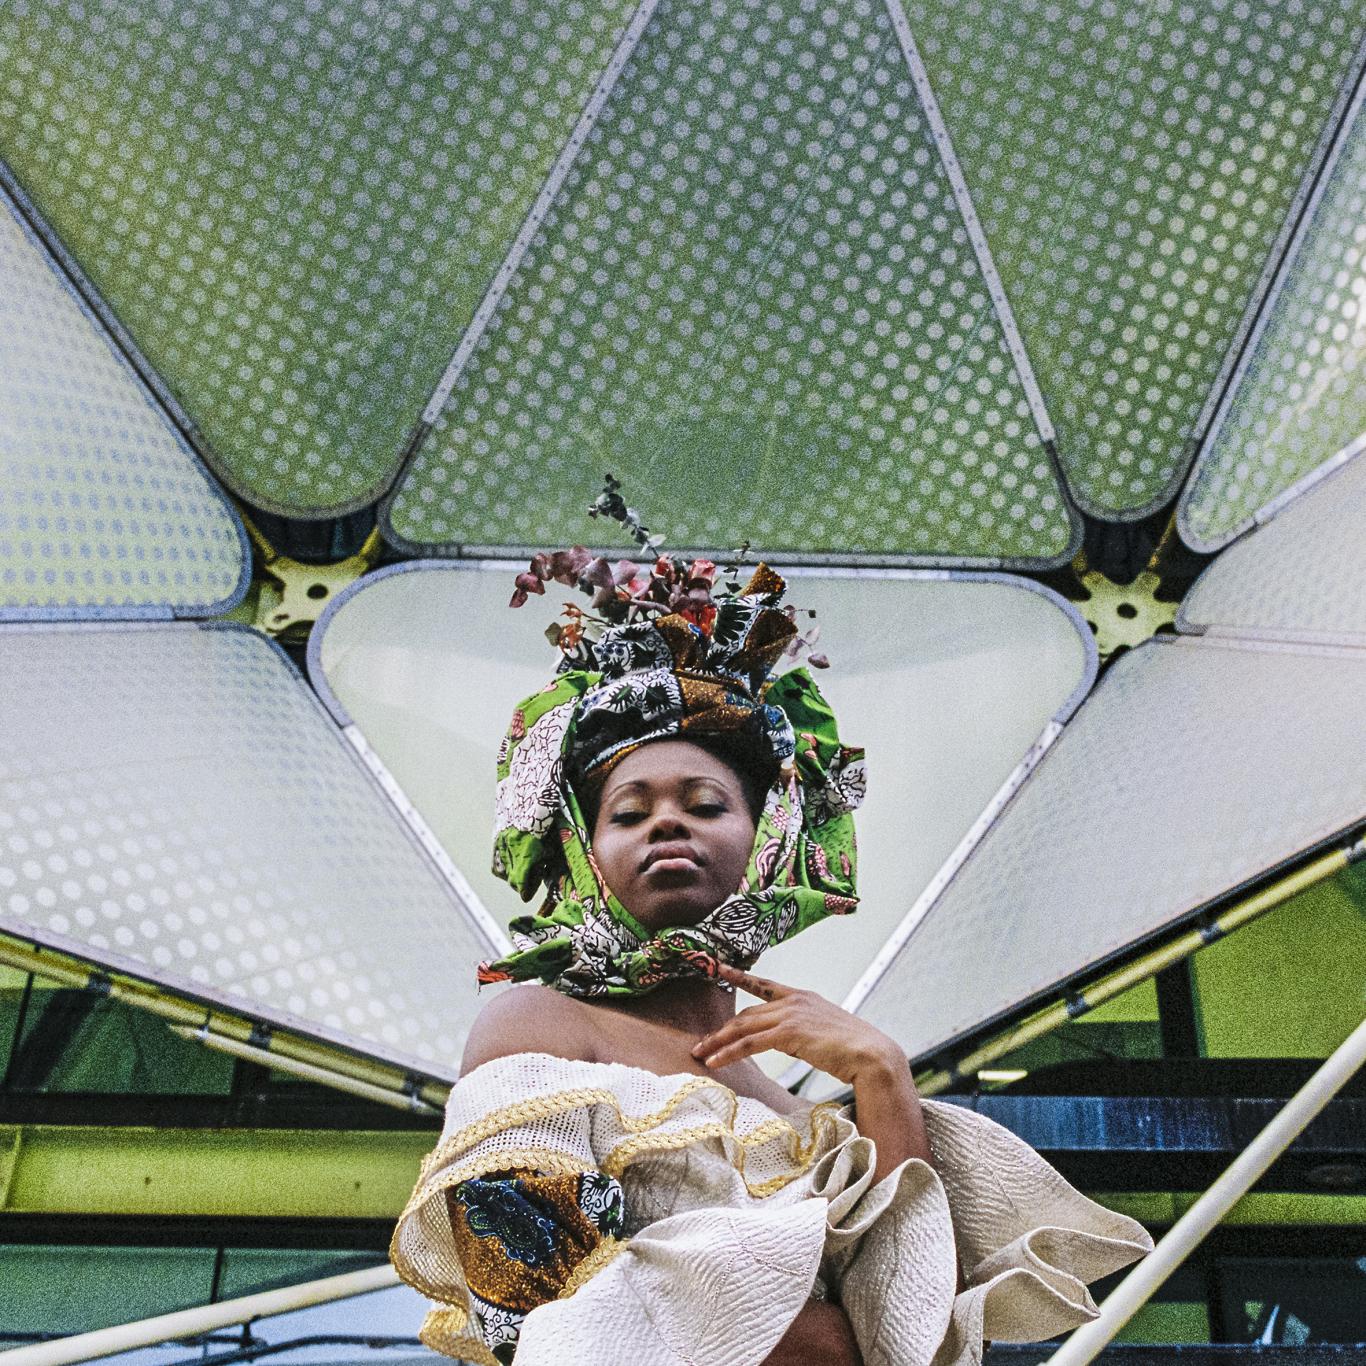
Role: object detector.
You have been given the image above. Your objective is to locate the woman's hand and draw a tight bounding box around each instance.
[691,963,903,1086]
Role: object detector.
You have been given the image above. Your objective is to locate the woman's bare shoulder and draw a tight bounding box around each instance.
[460,984,599,1076]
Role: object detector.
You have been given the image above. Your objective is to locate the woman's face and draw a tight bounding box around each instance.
[590,739,758,933]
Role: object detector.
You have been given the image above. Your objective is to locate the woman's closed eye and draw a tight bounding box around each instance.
[609,801,728,824]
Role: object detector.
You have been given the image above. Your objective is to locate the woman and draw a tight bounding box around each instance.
[392,559,1151,1366]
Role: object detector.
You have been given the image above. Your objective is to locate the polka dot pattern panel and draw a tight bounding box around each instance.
[1179,446,1366,646]
[386,0,1075,564]
[0,624,498,1078]
[1180,94,1366,550]
[906,0,1366,518]
[856,635,1366,1061]
[0,200,245,617]
[0,0,637,517]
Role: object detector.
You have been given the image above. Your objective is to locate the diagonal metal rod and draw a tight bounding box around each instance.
[0,1266,402,1366]
[1042,1012,1366,1366]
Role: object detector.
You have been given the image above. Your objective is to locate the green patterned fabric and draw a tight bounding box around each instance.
[478,577,866,998]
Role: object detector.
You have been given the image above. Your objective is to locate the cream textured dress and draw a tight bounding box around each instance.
[391,1052,1152,1366]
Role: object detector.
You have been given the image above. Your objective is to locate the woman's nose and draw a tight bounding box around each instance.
[646,805,689,839]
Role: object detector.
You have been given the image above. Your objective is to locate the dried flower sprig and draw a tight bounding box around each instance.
[509,474,828,668]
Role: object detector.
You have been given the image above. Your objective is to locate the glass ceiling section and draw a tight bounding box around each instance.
[906,0,1366,519]
[385,0,1076,564]
[1180,81,1366,551]
[0,623,502,1078]
[0,193,246,619]
[0,0,639,517]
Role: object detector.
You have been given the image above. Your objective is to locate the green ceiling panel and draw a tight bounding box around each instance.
[1179,83,1366,551]
[385,0,1077,564]
[907,0,1366,518]
[0,0,638,517]
[0,194,246,618]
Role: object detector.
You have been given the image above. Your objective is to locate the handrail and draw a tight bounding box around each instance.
[1044,1013,1366,1366]
[0,1266,403,1366]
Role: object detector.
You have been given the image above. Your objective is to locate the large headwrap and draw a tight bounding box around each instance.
[477,565,866,998]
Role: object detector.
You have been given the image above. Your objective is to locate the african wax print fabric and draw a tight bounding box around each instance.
[479,567,866,997]
[390,1051,1154,1366]
[442,1170,625,1362]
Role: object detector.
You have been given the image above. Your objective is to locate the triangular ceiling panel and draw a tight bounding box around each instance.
[0,0,640,517]
[383,0,1077,564]
[907,0,1366,519]
[0,191,247,618]
[854,633,1366,1064]
[309,564,1094,1046]
[0,623,502,1078]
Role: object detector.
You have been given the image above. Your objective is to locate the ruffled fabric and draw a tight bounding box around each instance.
[390,1053,1152,1366]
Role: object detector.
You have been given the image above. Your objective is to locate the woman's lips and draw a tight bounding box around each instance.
[642,843,703,874]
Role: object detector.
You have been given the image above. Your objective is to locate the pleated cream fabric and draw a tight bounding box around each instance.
[391,1053,1152,1366]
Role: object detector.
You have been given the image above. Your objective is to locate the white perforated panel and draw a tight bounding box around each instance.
[0,623,500,1077]
[908,0,1366,518]
[856,635,1366,1061]
[384,0,1075,562]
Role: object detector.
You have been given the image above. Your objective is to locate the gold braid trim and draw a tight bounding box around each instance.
[558,1235,628,1299]
[392,1081,844,1312]
[418,1308,500,1366]
[417,1076,842,1195]
[602,1105,842,1199]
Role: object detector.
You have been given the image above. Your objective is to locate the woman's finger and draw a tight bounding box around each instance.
[715,962,791,1001]
[692,1003,783,1058]
[703,1027,788,1070]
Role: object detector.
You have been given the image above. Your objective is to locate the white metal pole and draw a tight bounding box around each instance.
[0,1265,402,1366]
[1045,1013,1366,1366]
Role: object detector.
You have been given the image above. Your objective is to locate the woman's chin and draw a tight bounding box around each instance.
[631,897,722,935]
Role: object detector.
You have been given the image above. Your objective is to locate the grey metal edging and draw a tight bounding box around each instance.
[0,174,252,623]
[374,529,1087,574]
[304,558,460,727]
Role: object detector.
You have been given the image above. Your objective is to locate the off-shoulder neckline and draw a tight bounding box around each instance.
[461,1048,820,1118]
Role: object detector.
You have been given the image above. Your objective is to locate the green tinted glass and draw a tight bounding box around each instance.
[0,1,637,516]
[0,1246,215,1334]
[7,981,234,1094]
[387,0,1075,562]
[907,0,1366,516]
[1193,863,1366,1059]
[217,1248,384,1298]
